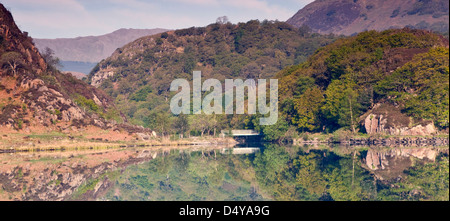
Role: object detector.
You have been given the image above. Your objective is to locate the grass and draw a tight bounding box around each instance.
[28,156,67,164]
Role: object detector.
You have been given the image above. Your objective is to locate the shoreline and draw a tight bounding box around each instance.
[0,136,238,153]
[293,135,449,147]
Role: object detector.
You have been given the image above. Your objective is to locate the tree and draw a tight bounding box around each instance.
[1,52,23,76]
[190,113,214,137]
[172,114,189,137]
[321,79,360,132]
[216,16,230,25]
[292,87,324,132]
[41,47,62,71]
[145,112,173,137]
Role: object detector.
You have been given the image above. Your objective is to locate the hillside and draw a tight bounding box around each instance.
[287,0,449,35]
[273,28,448,138]
[0,4,151,138]
[34,28,169,63]
[87,20,338,131]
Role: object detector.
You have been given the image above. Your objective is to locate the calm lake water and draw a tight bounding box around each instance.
[0,144,448,201]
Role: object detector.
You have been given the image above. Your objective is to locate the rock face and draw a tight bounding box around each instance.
[287,0,449,35]
[361,103,437,136]
[0,4,153,135]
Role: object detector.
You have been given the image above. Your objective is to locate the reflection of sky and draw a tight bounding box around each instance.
[2,0,314,39]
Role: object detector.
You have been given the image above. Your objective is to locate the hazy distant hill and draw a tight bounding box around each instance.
[34,28,169,63]
[287,0,449,35]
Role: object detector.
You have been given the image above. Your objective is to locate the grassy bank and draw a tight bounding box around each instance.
[0,130,238,153]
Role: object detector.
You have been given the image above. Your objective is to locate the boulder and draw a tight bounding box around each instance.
[137,133,151,140]
[361,103,437,136]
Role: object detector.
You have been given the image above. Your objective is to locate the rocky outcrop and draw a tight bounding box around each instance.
[1,4,155,136]
[364,113,437,136]
[90,69,116,87]
[361,103,438,136]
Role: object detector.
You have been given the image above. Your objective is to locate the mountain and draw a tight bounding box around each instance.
[275,28,448,136]
[34,28,169,63]
[87,21,338,130]
[0,4,151,136]
[287,0,449,35]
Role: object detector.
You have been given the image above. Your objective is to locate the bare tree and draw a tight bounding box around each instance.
[1,52,23,76]
[216,16,230,25]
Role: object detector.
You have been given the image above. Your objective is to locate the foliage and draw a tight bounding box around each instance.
[376,47,449,128]
[377,154,449,201]
[292,87,324,131]
[88,20,338,134]
[74,94,103,116]
[277,29,449,133]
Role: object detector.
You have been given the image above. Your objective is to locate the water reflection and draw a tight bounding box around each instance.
[0,144,448,201]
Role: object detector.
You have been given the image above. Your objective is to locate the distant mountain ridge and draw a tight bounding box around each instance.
[34,28,169,63]
[287,0,449,35]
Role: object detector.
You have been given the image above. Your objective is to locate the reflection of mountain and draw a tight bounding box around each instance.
[0,149,156,201]
[1,145,447,201]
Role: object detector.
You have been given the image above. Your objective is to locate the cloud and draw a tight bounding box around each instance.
[1,0,314,38]
[223,0,294,20]
[169,0,220,6]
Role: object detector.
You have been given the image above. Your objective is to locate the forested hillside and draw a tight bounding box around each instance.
[270,28,449,139]
[88,20,338,134]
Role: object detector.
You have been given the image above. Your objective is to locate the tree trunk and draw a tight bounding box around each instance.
[349,96,356,134]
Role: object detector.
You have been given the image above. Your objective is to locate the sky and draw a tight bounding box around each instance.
[2,0,314,39]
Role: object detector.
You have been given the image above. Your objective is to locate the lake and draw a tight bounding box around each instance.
[0,143,448,201]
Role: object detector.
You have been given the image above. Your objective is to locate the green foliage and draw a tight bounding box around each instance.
[277,29,448,133]
[292,87,324,131]
[89,20,338,131]
[376,47,449,128]
[172,114,189,135]
[260,117,290,141]
[377,154,449,201]
[74,95,103,115]
[129,85,153,102]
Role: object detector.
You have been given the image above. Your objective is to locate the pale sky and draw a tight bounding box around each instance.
[2,0,314,39]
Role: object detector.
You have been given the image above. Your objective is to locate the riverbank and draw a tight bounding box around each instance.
[1,126,448,153]
[0,128,238,153]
